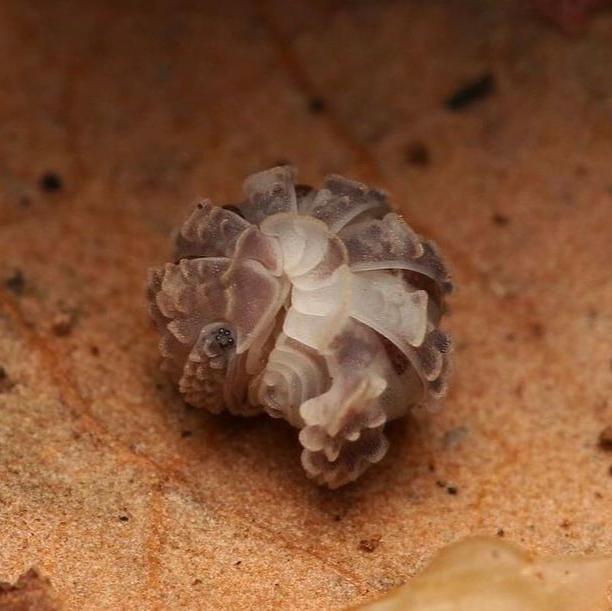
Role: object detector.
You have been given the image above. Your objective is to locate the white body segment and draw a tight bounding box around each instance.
[148,166,452,487]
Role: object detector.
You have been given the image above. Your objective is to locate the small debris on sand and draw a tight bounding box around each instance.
[39,171,63,193]
[51,310,78,337]
[0,568,62,610]
[359,535,381,553]
[598,426,612,451]
[404,141,431,167]
[4,269,25,295]
[445,73,495,111]
[0,366,15,393]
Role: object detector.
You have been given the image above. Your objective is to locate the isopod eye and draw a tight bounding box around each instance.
[199,323,237,371]
[214,327,235,349]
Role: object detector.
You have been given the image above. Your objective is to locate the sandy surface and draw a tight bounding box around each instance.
[0,1,611,609]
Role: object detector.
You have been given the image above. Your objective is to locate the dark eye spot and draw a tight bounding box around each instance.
[214,328,235,349]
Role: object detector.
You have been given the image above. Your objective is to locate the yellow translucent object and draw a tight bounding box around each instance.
[359,537,612,611]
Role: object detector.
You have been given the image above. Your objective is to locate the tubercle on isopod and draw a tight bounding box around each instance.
[147,166,453,488]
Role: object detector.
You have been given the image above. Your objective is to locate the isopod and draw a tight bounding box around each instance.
[147,166,452,487]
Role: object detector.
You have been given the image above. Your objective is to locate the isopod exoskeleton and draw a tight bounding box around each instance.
[147,166,452,488]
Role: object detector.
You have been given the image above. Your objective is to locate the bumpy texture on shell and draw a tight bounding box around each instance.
[147,166,452,487]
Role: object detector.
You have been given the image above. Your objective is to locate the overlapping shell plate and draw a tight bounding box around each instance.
[147,166,453,488]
